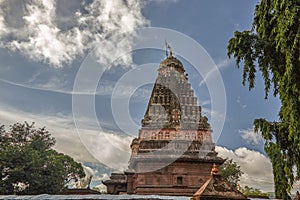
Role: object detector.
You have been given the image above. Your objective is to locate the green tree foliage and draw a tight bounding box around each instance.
[0,122,85,195]
[219,159,243,188]
[241,185,269,198]
[227,0,300,199]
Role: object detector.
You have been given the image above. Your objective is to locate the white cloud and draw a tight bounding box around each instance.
[240,128,264,145]
[0,105,95,162]
[0,0,148,67]
[72,165,97,188]
[79,129,132,170]
[83,165,97,177]
[216,146,274,192]
[0,77,95,95]
[94,183,107,193]
[0,77,152,99]
[0,103,133,170]
[73,164,111,189]
[0,0,9,38]
[93,173,110,182]
[0,102,278,192]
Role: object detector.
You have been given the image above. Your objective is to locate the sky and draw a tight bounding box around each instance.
[0,0,293,193]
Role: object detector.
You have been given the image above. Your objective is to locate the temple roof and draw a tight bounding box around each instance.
[141,54,210,130]
[191,173,248,200]
[159,55,185,74]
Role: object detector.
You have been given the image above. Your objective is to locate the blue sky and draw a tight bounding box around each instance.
[0,0,287,192]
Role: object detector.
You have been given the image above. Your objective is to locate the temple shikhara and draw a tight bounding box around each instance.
[103,48,224,196]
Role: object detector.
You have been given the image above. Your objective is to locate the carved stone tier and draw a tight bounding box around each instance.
[138,129,212,142]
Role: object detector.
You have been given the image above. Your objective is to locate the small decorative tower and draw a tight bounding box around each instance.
[191,165,248,200]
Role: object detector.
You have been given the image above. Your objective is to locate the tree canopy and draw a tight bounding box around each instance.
[240,185,269,198]
[0,122,85,195]
[219,159,243,188]
[227,0,300,199]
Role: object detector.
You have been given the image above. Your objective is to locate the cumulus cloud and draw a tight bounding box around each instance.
[79,129,132,170]
[94,183,108,193]
[240,128,264,145]
[0,103,133,169]
[0,104,95,162]
[0,102,277,192]
[216,146,274,192]
[0,0,148,67]
[83,165,96,177]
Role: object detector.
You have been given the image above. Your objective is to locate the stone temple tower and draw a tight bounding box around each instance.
[103,49,224,196]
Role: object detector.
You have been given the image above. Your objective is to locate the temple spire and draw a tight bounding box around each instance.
[169,46,173,57]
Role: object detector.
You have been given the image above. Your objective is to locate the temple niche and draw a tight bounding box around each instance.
[103,49,224,196]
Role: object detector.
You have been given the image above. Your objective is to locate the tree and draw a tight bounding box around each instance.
[0,122,85,195]
[241,185,269,198]
[219,159,243,188]
[227,0,300,199]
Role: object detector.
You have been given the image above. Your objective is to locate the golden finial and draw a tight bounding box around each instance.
[211,163,218,175]
[169,47,173,57]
